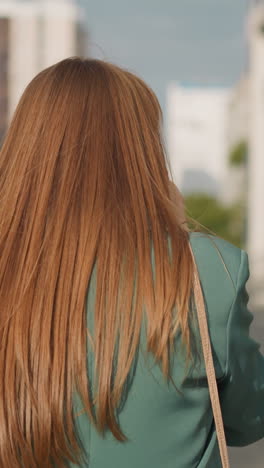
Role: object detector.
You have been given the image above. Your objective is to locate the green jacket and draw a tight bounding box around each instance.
[72,233,264,468]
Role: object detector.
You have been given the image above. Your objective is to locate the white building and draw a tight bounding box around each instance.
[0,0,88,140]
[166,83,231,201]
[225,77,249,205]
[227,77,249,152]
[247,1,264,308]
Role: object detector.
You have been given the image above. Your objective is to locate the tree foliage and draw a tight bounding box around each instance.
[229,140,248,167]
[185,193,244,248]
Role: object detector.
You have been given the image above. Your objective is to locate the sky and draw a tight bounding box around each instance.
[87,0,250,111]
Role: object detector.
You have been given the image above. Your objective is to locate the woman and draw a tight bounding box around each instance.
[0,57,263,468]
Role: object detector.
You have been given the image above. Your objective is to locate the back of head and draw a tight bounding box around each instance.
[0,57,193,467]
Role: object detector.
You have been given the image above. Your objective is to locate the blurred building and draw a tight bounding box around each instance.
[247,1,264,308]
[225,77,249,205]
[227,77,249,153]
[0,0,88,142]
[166,83,231,200]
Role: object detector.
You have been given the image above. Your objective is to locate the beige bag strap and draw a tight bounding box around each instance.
[189,245,230,468]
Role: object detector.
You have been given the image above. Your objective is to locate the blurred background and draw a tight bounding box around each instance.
[0,0,263,466]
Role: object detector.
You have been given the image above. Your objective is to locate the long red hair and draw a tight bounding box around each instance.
[0,58,194,467]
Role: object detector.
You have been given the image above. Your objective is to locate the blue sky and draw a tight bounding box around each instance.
[87,0,249,110]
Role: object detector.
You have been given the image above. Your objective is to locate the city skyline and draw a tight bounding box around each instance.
[0,0,87,142]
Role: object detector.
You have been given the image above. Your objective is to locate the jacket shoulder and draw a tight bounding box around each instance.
[189,232,242,289]
[189,232,245,378]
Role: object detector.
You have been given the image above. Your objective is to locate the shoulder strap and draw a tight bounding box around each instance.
[189,244,230,468]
